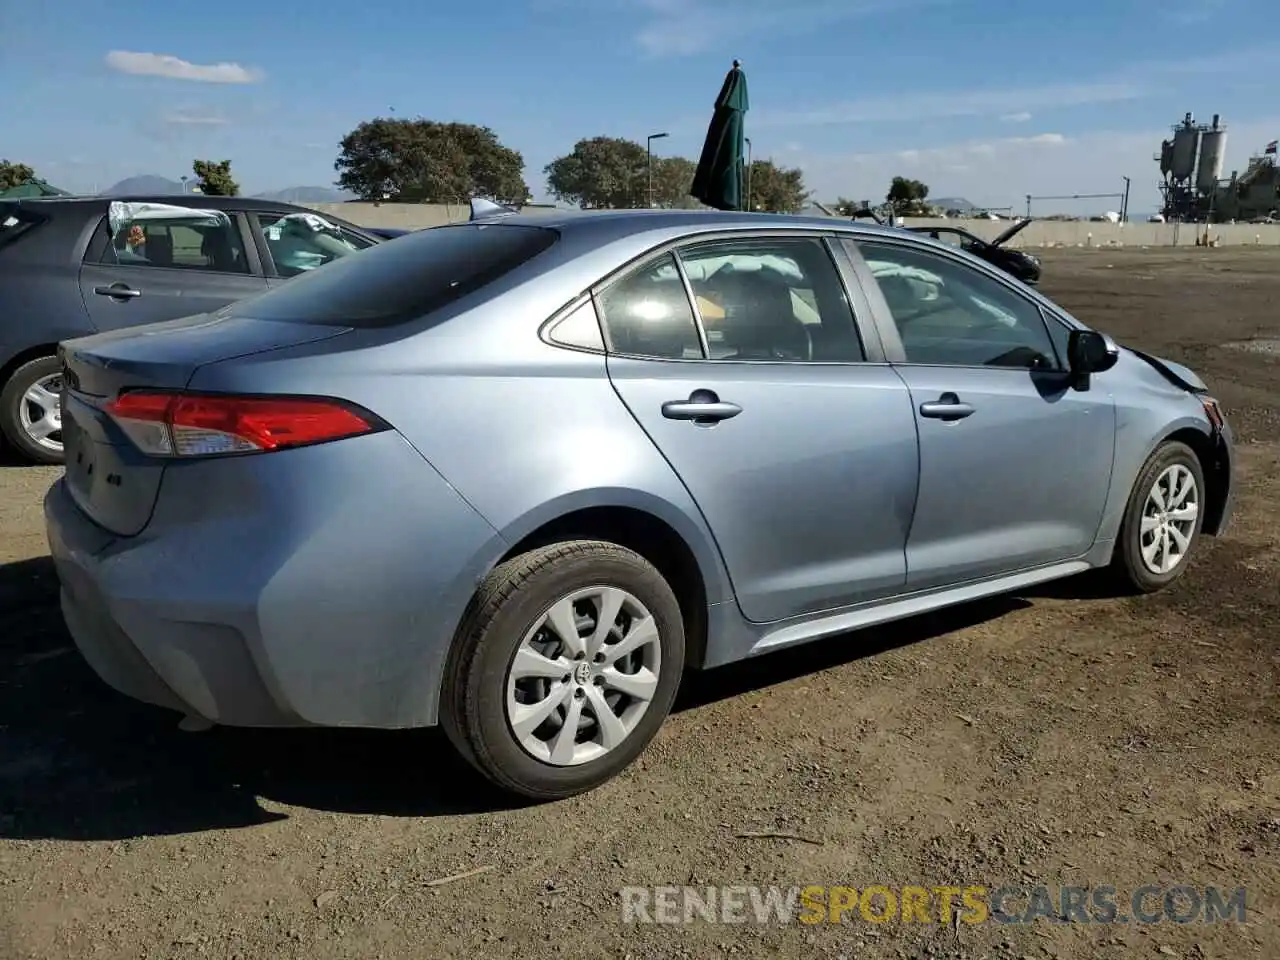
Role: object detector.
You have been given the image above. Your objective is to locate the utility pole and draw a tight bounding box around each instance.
[1121,176,1131,223]
[646,132,669,208]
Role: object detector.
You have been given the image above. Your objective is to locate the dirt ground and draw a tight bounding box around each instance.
[0,247,1277,960]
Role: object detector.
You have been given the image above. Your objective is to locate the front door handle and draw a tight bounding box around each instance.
[94,283,142,300]
[919,392,975,421]
[661,389,742,424]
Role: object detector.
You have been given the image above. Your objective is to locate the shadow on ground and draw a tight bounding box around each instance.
[0,446,35,469]
[0,552,1113,842]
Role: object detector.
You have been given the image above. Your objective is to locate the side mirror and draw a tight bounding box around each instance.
[1067,329,1119,376]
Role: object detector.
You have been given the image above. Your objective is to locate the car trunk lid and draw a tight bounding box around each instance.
[60,312,351,536]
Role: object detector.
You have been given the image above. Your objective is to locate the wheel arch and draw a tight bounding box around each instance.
[0,343,61,392]
[1161,425,1230,536]
[493,501,721,670]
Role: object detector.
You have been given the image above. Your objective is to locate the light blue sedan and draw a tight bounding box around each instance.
[45,206,1234,800]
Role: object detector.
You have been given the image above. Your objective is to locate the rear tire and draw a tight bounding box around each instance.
[0,356,65,465]
[440,541,685,801]
[1109,440,1205,593]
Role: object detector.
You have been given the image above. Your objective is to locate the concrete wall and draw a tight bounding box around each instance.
[304,202,560,230]
[306,202,1280,247]
[880,217,1280,248]
[306,202,470,229]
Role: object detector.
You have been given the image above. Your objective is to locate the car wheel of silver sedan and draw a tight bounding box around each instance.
[440,540,685,800]
[0,355,65,465]
[1112,440,1206,593]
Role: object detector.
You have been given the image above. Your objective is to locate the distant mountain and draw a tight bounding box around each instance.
[931,197,977,212]
[102,175,194,196]
[254,186,353,203]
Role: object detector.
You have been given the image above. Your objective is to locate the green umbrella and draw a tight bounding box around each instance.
[0,179,71,199]
[690,60,749,211]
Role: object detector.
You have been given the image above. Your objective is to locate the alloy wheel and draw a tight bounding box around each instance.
[1139,463,1200,575]
[18,373,63,455]
[505,586,662,766]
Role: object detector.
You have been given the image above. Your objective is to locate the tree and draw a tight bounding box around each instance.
[545,137,649,209]
[886,176,929,215]
[746,159,809,213]
[0,160,37,192]
[193,159,240,196]
[651,157,701,208]
[335,118,528,205]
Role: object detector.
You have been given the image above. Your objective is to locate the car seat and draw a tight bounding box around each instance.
[200,229,239,272]
[715,270,811,360]
[145,232,174,268]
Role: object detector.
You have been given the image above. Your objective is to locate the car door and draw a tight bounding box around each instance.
[844,236,1116,592]
[250,211,376,288]
[600,234,920,624]
[79,207,267,331]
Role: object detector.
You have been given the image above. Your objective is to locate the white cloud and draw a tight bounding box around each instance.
[791,119,1280,213]
[745,47,1274,132]
[632,0,948,57]
[753,81,1141,129]
[161,109,230,126]
[105,51,262,84]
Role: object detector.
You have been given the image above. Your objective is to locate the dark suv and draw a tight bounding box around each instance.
[0,195,384,464]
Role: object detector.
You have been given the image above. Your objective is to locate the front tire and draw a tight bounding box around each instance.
[1110,440,1205,593]
[0,356,65,465]
[440,541,685,801]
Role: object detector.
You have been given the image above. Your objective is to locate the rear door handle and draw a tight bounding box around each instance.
[661,390,742,423]
[919,392,975,421]
[94,283,142,300]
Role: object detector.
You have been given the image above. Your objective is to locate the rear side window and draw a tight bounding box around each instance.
[226,223,558,328]
[0,203,45,251]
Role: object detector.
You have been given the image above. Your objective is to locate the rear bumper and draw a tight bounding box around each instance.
[44,430,506,728]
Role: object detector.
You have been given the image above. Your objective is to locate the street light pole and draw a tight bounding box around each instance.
[646,132,669,207]
[744,137,753,212]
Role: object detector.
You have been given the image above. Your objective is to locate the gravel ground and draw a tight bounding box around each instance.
[0,247,1277,960]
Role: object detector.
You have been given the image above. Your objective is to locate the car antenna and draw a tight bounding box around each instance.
[469,197,519,222]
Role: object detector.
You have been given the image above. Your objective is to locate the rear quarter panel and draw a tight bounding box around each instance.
[184,313,736,605]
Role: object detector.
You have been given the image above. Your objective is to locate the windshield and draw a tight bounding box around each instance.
[225,222,559,327]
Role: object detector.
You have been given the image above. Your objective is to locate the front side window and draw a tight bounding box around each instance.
[855,240,1059,369]
[100,202,249,274]
[595,253,704,360]
[256,212,373,278]
[677,237,864,362]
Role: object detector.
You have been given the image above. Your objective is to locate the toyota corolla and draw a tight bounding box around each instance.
[44,207,1234,800]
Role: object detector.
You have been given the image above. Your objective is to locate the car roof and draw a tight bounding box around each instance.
[16,194,331,213]
[8,193,377,236]
[468,207,910,248]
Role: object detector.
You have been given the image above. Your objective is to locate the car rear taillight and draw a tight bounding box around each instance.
[105,390,384,457]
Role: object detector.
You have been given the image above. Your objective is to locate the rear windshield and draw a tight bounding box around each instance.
[0,203,45,251]
[225,222,559,327]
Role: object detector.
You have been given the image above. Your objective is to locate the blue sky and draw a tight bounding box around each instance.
[5,0,1279,212]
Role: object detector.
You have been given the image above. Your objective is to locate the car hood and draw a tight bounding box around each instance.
[1123,345,1208,392]
[993,217,1033,247]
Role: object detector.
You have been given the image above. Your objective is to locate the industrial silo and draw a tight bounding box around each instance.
[1159,139,1173,177]
[1196,114,1227,194]
[1170,112,1200,182]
